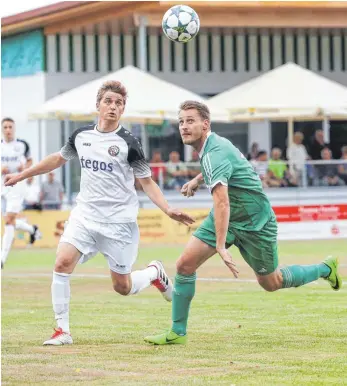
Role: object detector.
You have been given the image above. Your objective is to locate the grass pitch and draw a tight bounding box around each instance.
[2,239,347,385]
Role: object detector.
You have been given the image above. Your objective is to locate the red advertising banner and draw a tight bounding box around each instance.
[273,204,347,222]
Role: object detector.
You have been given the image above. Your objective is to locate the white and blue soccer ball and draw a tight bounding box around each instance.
[162,5,200,43]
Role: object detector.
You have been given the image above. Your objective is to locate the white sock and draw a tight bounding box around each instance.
[128,266,158,295]
[52,271,71,333]
[15,219,34,234]
[1,225,15,264]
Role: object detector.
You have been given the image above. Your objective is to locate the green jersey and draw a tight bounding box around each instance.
[199,132,273,231]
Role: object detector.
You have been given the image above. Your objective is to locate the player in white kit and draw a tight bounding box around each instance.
[4,81,195,345]
[1,118,42,269]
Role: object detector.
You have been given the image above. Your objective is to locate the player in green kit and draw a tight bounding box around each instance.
[144,101,342,345]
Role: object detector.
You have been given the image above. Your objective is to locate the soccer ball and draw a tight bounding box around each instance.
[162,5,200,43]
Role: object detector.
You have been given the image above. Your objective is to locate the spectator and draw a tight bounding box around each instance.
[24,177,42,210]
[247,142,259,161]
[268,148,297,187]
[314,147,345,187]
[338,145,347,184]
[149,150,166,186]
[250,150,269,188]
[40,172,64,210]
[188,150,201,178]
[309,129,329,160]
[287,131,309,186]
[166,151,189,190]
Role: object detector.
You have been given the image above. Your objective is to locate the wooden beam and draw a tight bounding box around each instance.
[158,1,347,10]
[44,2,157,34]
[147,8,347,28]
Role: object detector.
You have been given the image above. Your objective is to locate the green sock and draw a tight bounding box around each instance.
[171,273,196,336]
[280,264,331,288]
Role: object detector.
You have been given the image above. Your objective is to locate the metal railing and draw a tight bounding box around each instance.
[147,160,347,190]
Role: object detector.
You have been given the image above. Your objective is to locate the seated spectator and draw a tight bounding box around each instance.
[247,142,259,161]
[149,150,166,187]
[40,172,64,210]
[287,131,309,186]
[250,150,269,188]
[309,129,329,160]
[268,148,297,187]
[188,150,201,178]
[24,177,42,210]
[338,145,347,184]
[166,151,189,190]
[314,147,345,187]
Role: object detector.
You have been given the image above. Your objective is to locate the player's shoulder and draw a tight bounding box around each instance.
[207,133,233,154]
[116,126,141,148]
[72,124,95,139]
[15,138,30,149]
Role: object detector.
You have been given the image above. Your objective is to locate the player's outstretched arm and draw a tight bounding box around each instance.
[4,152,67,187]
[212,184,239,278]
[138,177,195,226]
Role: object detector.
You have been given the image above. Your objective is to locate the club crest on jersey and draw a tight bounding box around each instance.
[108,145,119,157]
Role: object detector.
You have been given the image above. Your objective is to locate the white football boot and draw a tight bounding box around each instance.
[43,328,73,346]
[148,260,173,302]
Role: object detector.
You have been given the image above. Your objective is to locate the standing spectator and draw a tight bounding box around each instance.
[247,142,259,161]
[166,151,189,190]
[309,129,329,160]
[287,131,309,186]
[149,150,166,187]
[338,145,347,184]
[314,147,345,187]
[40,172,64,209]
[24,177,42,210]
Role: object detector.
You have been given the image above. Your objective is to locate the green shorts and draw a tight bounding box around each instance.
[193,212,278,276]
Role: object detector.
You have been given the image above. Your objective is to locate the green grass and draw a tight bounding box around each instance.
[2,240,347,385]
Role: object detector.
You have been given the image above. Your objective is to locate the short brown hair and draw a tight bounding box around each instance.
[2,117,14,125]
[179,100,210,121]
[96,81,128,106]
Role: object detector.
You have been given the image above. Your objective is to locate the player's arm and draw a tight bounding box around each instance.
[4,152,67,186]
[212,184,230,251]
[181,172,204,197]
[5,137,77,187]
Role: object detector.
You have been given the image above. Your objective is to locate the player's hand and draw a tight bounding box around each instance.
[181,178,199,198]
[4,173,23,187]
[166,207,195,226]
[217,247,239,278]
[1,166,10,175]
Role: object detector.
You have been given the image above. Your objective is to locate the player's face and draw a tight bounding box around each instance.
[2,120,15,142]
[97,91,125,122]
[178,109,209,146]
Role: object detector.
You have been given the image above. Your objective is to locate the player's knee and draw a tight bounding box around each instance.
[5,214,16,225]
[176,257,195,275]
[54,257,74,273]
[113,282,131,296]
[257,278,280,292]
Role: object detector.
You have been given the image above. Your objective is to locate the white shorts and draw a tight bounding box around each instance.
[1,184,25,214]
[60,209,140,274]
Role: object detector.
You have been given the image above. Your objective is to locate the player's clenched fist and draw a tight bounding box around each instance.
[181,178,199,198]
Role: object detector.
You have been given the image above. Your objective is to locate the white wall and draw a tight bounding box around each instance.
[1,73,46,164]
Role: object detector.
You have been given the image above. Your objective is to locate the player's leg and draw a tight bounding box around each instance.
[102,223,172,299]
[1,211,16,268]
[15,218,42,245]
[236,217,341,291]
[144,236,217,345]
[257,257,341,292]
[43,213,97,346]
[144,212,228,345]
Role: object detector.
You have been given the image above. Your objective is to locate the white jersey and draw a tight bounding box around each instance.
[60,124,151,223]
[1,139,30,186]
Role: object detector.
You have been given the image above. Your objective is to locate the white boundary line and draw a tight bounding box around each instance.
[2,272,346,285]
